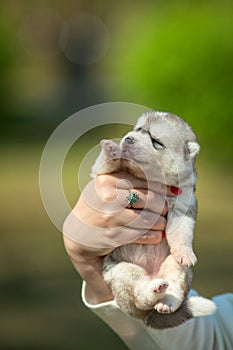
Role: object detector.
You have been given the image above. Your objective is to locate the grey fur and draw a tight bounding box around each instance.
[145,301,193,329]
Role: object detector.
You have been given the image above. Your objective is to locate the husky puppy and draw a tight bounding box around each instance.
[91,111,216,329]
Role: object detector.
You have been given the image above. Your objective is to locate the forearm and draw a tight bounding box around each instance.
[63,217,114,304]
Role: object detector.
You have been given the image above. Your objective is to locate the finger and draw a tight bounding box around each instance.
[82,180,168,217]
[109,227,166,247]
[113,172,149,189]
[119,189,167,216]
[91,207,166,231]
[112,172,179,197]
[63,210,165,249]
[97,172,162,192]
[134,231,164,245]
[119,209,166,231]
[95,172,180,199]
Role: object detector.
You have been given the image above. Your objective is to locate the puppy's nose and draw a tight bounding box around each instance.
[124,136,135,144]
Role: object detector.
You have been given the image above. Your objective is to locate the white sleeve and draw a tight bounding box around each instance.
[82,283,233,350]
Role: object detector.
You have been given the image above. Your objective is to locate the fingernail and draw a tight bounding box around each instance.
[171,186,182,195]
[162,231,166,239]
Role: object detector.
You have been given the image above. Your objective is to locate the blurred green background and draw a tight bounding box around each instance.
[1,0,232,349]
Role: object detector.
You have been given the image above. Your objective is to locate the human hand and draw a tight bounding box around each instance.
[63,171,177,304]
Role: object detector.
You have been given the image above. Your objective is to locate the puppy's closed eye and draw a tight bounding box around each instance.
[135,127,165,150]
[150,137,165,150]
[135,127,143,133]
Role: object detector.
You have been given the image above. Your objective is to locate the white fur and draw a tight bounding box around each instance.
[187,297,217,317]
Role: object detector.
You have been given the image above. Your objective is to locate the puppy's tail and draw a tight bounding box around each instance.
[144,296,217,329]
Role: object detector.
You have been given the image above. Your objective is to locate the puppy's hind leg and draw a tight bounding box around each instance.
[134,278,169,310]
[155,255,192,313]
[103,261,168,314]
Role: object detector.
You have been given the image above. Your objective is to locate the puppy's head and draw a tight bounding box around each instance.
[120,111,200,185]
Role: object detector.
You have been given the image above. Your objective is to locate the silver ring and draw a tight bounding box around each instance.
[126,190,140,207]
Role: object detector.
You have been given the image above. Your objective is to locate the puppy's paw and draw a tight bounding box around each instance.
[134,279,168,310]
[171,246,197,266]
[100,140,121,159]
[155,293,182,314]
[151,279,168,294]
[154,301,174,314]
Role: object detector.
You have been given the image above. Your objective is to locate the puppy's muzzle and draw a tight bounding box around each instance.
[124,136,135,145]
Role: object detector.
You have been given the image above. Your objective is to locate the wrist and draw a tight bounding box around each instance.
[71,257,114,305]
[84,281,114,305]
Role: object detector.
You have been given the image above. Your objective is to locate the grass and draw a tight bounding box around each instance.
[0,143,232,349]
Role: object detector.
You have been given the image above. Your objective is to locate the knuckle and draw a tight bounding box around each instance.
[146,191,154,204]
[96,174,111,187]
[97,212,114,227]
[100,190,116,202]
[95,176,117,202]
[145,192,167,216]
[141,211,154,226]
[154,195,166,212]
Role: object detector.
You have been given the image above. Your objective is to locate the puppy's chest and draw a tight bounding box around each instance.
[110,240,170,276]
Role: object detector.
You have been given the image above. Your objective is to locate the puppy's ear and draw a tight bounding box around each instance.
[185,141,200,160]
